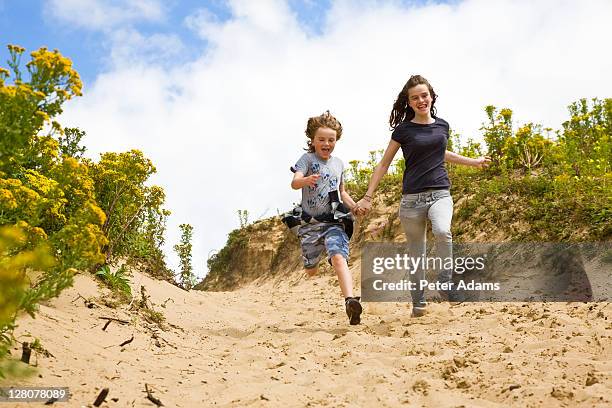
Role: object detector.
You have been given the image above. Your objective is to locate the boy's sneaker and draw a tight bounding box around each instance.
[411,306,427,318]
[345,297,362,325]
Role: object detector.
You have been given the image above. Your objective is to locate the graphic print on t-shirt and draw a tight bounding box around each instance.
[306,161,339,212]
[293,153,344,217]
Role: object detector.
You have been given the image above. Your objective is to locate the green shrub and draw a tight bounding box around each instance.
[0,224,57,378]
[96,265,132,297]
[174,224,196,290]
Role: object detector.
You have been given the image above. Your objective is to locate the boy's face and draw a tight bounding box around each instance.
[312,127,337,160]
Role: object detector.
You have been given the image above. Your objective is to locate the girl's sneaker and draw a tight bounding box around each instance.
[411,306,427,317]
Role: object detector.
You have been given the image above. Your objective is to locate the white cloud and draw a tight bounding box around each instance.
[44,0,165,31]
[184,8,220,39]
[45,0,185,70]
[108,29,185,67]
[59,0,612,278]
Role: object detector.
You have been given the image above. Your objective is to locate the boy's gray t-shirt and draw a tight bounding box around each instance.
[294,152,344,217]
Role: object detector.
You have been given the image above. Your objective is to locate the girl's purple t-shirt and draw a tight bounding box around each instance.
[391,117,451,194]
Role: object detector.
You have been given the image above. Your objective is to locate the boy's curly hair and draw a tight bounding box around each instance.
[304,110,343,152]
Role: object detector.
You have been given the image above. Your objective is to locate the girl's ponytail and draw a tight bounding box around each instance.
[389,90,408,130]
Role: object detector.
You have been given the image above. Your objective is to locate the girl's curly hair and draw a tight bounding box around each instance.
[304,110,343,152]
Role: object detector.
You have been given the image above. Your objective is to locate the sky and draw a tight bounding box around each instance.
[1,0,611,278]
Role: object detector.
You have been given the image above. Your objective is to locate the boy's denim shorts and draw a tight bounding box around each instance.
[297,222,349,269]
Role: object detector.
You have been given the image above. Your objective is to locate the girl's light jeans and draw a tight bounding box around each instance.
[399,189,453,308]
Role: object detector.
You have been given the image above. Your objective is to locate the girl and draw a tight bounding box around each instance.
[356,75,490,317]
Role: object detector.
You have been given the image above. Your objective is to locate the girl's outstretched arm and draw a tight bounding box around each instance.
[355,140,401,213]
[445,151,491,168]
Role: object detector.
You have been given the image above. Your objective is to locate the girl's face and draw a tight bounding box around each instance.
[311,127,337,160]
[407,84,432,116]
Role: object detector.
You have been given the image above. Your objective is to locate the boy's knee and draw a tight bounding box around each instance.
[330,253,347,265]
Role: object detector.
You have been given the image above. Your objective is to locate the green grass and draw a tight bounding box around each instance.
[95,265,132,297]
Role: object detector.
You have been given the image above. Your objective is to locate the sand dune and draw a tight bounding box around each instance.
[3,266,611,407]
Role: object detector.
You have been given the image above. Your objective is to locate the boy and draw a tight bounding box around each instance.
[291,111,362,325]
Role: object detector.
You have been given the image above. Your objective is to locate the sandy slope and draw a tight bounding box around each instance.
[3,266,611,407]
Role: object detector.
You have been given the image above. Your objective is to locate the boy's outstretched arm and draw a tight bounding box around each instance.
[339,181,357,211]
[291,171,320,190]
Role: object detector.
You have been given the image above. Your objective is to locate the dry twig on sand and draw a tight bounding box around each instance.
[145,384,163,407]
[93,388,109,407]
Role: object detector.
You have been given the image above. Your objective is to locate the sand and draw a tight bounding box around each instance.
[2,266,611,407]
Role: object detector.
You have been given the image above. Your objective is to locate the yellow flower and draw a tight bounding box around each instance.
[0,189,17,210]
[7,44,25,54]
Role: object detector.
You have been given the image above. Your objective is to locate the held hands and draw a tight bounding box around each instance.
[474,156,492,169]
[352,197,372,216]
